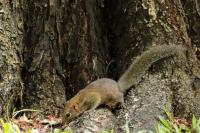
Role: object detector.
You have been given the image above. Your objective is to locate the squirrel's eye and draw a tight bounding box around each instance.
[65,112,71,118]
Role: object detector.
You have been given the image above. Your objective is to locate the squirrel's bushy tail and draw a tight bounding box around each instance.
[117,45,186,93]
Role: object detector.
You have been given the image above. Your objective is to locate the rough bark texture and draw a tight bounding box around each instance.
[21,0,109,114]
[0,0,200,132]
[181,0,200,51]
[0,0,23,117]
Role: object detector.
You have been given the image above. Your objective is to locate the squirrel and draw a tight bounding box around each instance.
[61,45,186,124]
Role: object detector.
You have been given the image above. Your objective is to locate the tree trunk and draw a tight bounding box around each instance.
[0,0,200,132]
[0,0,23,118]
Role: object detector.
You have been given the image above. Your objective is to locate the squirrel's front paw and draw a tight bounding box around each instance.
[119,102,126,109]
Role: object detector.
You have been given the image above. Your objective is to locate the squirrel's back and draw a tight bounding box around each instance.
[118,45,186,93]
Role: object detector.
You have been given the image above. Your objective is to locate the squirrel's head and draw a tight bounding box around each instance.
[61,101,81,124]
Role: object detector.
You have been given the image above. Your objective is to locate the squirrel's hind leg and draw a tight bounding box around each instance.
[106,92,125,109]
[116,92,126,109]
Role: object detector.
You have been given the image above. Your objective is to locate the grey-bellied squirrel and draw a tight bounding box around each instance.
[61,45,186,124]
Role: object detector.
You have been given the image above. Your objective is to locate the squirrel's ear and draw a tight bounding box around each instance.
[73,103,80,112]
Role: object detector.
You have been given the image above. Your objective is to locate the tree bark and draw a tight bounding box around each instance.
[0,0,23,118]
[0,0,200,132]
[181,0,200,51]
[14,0,109,115]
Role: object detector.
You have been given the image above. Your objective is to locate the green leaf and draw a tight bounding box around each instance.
[163,108,173,121]
[102,129,110,133]
[110,128,114,133]
[12,108,17,116]
[137,130,148,133]
[157,124,167,133]
[148,130,155,133]
[3,123,10,133]
[54,128,61,133]
[125,121,130,133]
[61,131,71,133]
[26,129,32,133]
[196,118,200,132]
[158,116,172,131]
[192,115,197,129]
[0,119,5,126]
[179,124,190,133]
[172,124,181,133]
